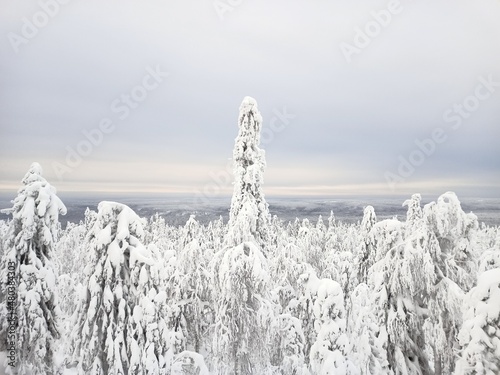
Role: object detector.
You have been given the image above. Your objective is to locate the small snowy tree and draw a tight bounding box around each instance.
[70,201,167,375]
[299,218,328,277]
[308,275,357,375]
[324,223,358,301]
[54,221,87,321]
[0,162,66,375]
[455,268,500,375]
[274,314,310,375]
[424,192,479,291]
[403,193,423,232]
[356,206,377,285]
[225,96,270,250]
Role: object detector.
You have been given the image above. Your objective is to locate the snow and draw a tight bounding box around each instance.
[107,240,124,268]
[96,223,112,248]
[171,351,210,375]
[455,267,500,374]
[473,268,500,322]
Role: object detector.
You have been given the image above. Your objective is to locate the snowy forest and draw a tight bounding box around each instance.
[0,97,499,375]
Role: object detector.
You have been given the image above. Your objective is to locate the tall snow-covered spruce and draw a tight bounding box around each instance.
[70,201,169,375]
[211,97,273,374]
[225,96,270,250]
[0,162,66,375]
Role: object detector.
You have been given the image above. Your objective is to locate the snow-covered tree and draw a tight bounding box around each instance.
[169,215,212,354]
[424,192,479,292]
[349,283,390,375]
[308,274,357,375]
[455,268,500,375]
[356,206,377,285]
[368,217,433,375]
[209,97,275,374]
[479,244,500,274]
[225,96,270,250]
[274,314,310,375]
[368,219,404,267]
[421,192,479,374]
[299,218,328,277]
[270,233,308,312]
[70,201,168,375]
[0,162,66,375]
[324,223,358,300]
[403,194,423,231]
[211,241,272,374]
[54,221,87,322]
[170,351,210,375]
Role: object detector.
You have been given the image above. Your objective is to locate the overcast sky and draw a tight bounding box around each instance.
[1,0,499,199]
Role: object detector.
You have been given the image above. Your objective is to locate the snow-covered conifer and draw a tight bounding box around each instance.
[70,201,167,375]
[211,241,272,374]
[349,283,390,375]
[287,267,355,373]
[368,219,404,267]
[424,192,479,291]
[455,268,500,375]
[403,194,423,232]
[298,218,328,277]
[226,97,270,250]
[368,215,433,375]
[274,314,310,375]
[324,223,358,300]
[419,192,480,374]
[0,162,66,375]
[210,98,274,374]
[169,216,212,354]
[170,351,210,375]
[308,275,356,375]
[356,205,377,284]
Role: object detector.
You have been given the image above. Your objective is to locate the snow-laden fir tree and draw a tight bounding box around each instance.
[211,241,273,375]
[298,218,328,277]
[169,216,212,355]
[348,283,390,375]
[455,267,500,375]
[403,194,423,231]
[0,162,66,375]
[70,201,169,375]
[368,214,433,375]
[225,96,270,250]
[269,233,309,371]
[356,206,376,285]
[424,192,479,292]
[274,314,310,375]
[270,232,308,312]
[307,273,357,375]
[478,232,500,273]
[211,97,274,374]
[421,192,479,374]
[286,266,356,373]
[324,223,358,301]
[54,221,87,321]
